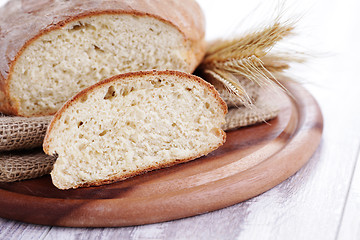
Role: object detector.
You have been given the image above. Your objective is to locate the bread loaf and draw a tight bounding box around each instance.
[0,0,205,117]
[43,70,227,189]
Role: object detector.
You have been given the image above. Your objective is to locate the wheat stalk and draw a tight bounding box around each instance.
[198,21,303,108]
[204,68,253,108]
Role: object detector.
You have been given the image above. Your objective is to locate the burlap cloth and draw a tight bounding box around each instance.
[0,83,279,183]
[0,149,56,182]
[0,113,53,151]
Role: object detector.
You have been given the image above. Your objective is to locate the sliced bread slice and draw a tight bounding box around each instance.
[43,70,227,190]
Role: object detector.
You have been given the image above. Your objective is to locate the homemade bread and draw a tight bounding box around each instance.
[43,70,227,189]
[0,0,205,117]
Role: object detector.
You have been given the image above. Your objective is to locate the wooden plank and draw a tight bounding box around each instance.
[336,144,360,240]
[127,137,355,240]
[43,226,133,240]
[0,218,50,240]
[126,141,358,240]
[233,138,359,240]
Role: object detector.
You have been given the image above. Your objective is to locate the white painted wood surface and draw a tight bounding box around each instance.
[1,0,359,239]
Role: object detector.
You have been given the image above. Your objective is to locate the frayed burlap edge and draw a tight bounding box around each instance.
[222,85,280,131]
[0,149,56,182]
[0,113,53,151]
[223,105,278,131]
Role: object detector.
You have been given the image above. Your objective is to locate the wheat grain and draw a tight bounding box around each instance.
[199,20,303,108]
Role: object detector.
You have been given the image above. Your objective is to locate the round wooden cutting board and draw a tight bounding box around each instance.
[0,82,323,227]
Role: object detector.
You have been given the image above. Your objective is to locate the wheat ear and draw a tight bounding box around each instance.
[198,21,301,107]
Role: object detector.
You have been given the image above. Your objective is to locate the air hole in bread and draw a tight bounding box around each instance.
[69,23,84,31]
[93,44,104,53]
[99,130,108,136]
[121,87,135,97]
[121,89,129,97]
[78,121,83,127]
[151,78,164,88]
[104,85,116,100]
[68,22,96,32]
[125,120,136,128]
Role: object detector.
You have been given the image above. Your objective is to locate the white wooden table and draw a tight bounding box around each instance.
[1,0,359,239]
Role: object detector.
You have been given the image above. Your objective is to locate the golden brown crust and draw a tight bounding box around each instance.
[0,0,206,116]
[43,70,227,155]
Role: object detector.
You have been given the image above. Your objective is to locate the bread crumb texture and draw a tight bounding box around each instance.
[10,14,191,116]
[45,71,226,189]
